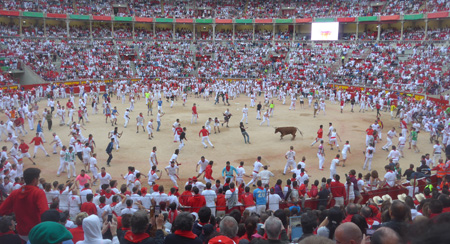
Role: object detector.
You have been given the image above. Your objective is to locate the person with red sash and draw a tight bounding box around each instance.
[187,187,206,213]
[164,212,201,244]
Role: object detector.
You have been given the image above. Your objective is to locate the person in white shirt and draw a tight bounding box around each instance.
[151,185,168,206]
[196,156,209,178]
[50,132,63,154]
[382,165,397,187]
[246,156,264,187]
[240,104,249,124]
[82,143,92,170]
[283,146,296,175]
[397,133,406,157]
[297,168,309,185]
[149,146,158,168]
[236,161,250,186]
[148,166,162,186]
[382,127,397,151]
[363,143,375,171]
[341,141,351,167]
[202,182,217,216]
[387,145,401,164]
[165,161,179,187]
[258,166,275,186]
[123,109,130,128]
[267,188,282,211]
[69,189,81,220]
[330,154,343,179]
[96,167,112,187]
[121,199,138,215]
[89,154,99,184]
[432,140,442,167]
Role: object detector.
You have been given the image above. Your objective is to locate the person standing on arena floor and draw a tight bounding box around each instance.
[236,161,250,186]
[313,100,319,118]
[149,146,158,168]
[169,149,180,166]
[49,132,63,154]
[156,110,164,132]
[213,117,221,134]
[65,146,77,179]
[89,153,99,184]
[363,143,375,171]
[256,101,262,120]
[204,161,214,183]
[222,161,238,183]
[136,112,145,133]
[317,140,325,170]
[329,128,342,151]
[382,127,397,151]
[397,133,406,157]
[106,138,114,167]
[341,141,351,167]
[260,109,270,126]
[241,104,249,124]
[199,126,214,149]
[311,125,323,146]
[111,106,119,126]
[123,108,130,128]
[165,160,179,187]
[196,156,209,178]
[246,156,265,187]
[104,105,111,124]
[191,103,198,124]
[283,146,296,175]
[0,167,48,242]
[239,122,250,144]
[30,132,49,158]
[330,154,342,179]
[146,119,154,139]
[178,127,187,150]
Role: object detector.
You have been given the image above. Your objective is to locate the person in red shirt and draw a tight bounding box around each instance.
[80,193,97,215]
[330,174,346,208]
[199,126,214,148]
[366,126,374,147]
[204,161,215,183]
[179,185,193,207]
[241,187,255,211]
[308,180,319,199]
[0,168,49,241]
[187,187,206,213]
[216,188,227,217]
[191,103,198,124]
[19,139,35,165]
[311,125,323,146]
[30,133,49,158]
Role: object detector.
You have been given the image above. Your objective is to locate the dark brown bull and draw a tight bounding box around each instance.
[274,127,303,140]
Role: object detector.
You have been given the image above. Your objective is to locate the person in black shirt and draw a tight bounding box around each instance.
[239,122,250,144]
[317,184,331,209]
[179,127,187,150]
[416,160,431,177]
[403,164,415,181]
[256,102,262,120]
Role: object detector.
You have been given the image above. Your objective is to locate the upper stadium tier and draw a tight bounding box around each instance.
[0,0,449,19]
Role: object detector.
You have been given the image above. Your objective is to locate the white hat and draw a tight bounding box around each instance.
[382,194,392,203]
[397,193,407,203]
[373,196,383,205]
[415,193,425,202]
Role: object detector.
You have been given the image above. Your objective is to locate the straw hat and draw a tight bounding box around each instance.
[382,194,392,203]
[415,193,425,202]
[373,196,383,205]
[397,193,407,203]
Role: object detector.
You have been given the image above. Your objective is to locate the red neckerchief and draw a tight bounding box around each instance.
[159,191,164,195]
[388,170,393,173]
[124,231,150,243]
[128,171,133,175]
[169,209,178,223]
[101,172,106,177]
[290,178,296,183]
[229,188,235,193]
[174,230,197,239]
[81,188,90,192]
[285,185,291,189]
[0,230,15,237]
[226,166,230,171]
[99,203,106,208]
[300,173,304,177]
[215,184,221,188]
[258,186,264,190]
[13,182,20,186]
[134,179,140,183]
[224,183,229,187]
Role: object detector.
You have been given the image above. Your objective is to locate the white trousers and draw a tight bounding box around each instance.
[284,160,296,174]
[201,136,214,147]
[318,154,324,169]
[33,144,48,156]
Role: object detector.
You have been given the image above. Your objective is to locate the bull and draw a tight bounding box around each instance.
[274,127,303,140]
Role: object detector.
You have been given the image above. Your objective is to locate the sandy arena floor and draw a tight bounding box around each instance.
[1,94,433,190]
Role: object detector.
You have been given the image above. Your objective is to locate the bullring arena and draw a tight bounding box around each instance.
[1,1,450,243]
